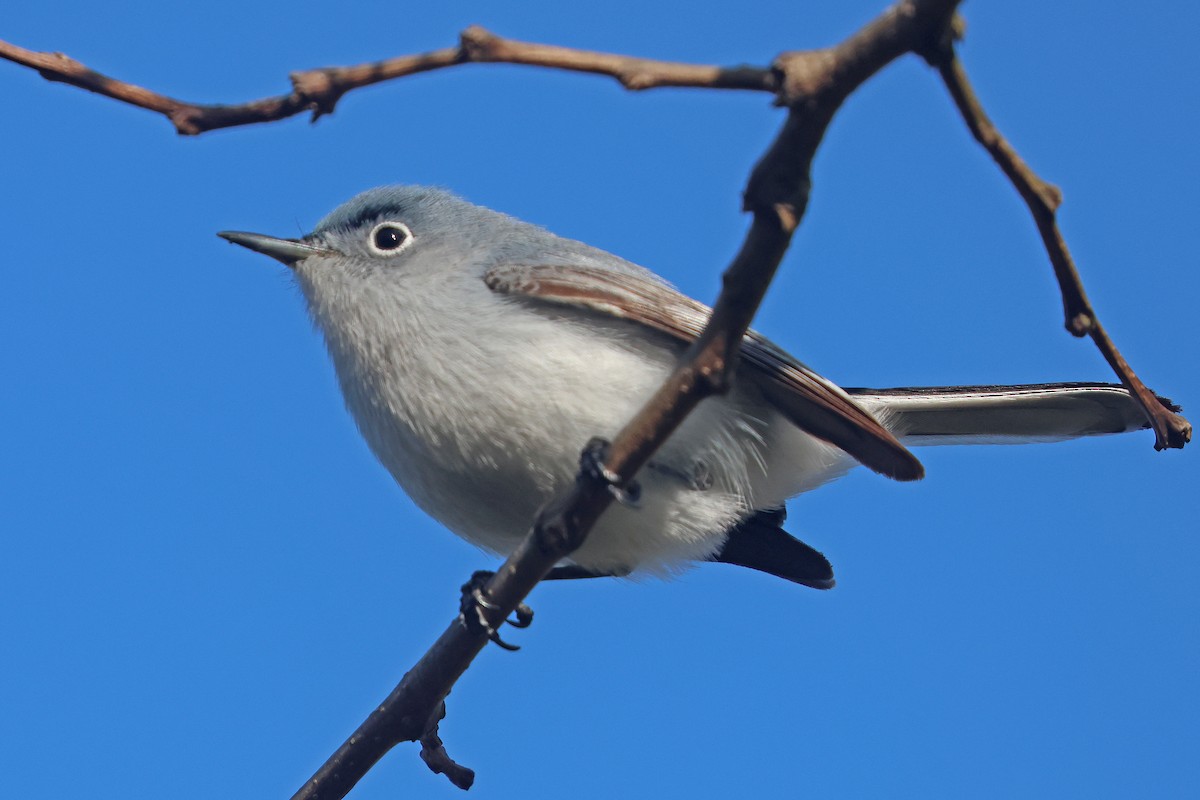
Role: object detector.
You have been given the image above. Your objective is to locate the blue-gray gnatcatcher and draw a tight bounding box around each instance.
[219,185,1161,588]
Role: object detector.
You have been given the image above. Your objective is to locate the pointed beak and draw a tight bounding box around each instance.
[217,230,335,267]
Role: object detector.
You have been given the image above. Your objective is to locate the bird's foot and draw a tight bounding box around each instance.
[581,437,641,507]
[458,570,534,651]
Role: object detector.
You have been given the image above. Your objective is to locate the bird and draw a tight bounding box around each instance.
[218,185,1172,590]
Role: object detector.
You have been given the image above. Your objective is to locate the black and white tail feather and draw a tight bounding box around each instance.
[849,382,1173,445]
[710,381,1174,588]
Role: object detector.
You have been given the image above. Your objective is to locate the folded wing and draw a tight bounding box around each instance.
[484,262,924,481]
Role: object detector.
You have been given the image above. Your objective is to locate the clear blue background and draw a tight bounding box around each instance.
[3,2,1196,797]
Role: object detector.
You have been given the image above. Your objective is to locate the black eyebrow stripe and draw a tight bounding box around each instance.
[337,203,408,232]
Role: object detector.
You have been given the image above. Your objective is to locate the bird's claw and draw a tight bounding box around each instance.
[582,437,641,507]
[458,570,534,651]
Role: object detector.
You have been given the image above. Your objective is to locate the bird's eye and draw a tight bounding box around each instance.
[368,222,414,255]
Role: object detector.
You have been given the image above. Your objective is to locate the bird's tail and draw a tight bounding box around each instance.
[845,382,1178,445]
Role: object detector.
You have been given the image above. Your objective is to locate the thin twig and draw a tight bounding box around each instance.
[457,26,775,91]
[418,702,474,791]
[922,30,1191,449]
[0,39,205,125]
[0,29,775,136]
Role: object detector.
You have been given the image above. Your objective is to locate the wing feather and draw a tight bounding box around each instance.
[484,263,924,481]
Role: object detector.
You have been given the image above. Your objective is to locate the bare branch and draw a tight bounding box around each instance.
[921,25,1192,450]
[0,39,206,127]
[0,28,774,136]
[456,26,776,91]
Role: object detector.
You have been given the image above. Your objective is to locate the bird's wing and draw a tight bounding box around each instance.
[484,263,923,481]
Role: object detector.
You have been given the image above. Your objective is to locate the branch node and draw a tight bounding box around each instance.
[693,356,729,395]
[290,69,342,119]
[1155,416,1193,450]
[916,12,966,68]
[1039,180,1064,212]
[770,49,837,108]
[34,51,84,84]
[419,702,475,791]
[619,70,655,90]
[460,25,500,61]
[167,107,204,137]
[1066,312,1095,337]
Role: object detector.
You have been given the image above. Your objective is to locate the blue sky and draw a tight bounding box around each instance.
[3,2,1197,797]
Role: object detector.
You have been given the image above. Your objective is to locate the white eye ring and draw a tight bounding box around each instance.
[367,221,415,255]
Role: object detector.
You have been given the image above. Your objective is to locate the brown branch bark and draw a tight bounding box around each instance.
[920,26,1191,450]
[456,26,775,91]
[0,29,774,136]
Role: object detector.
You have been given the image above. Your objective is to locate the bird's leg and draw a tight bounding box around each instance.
[542,564,629,580]
[457,561,629,650]
[464,436,640,651]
